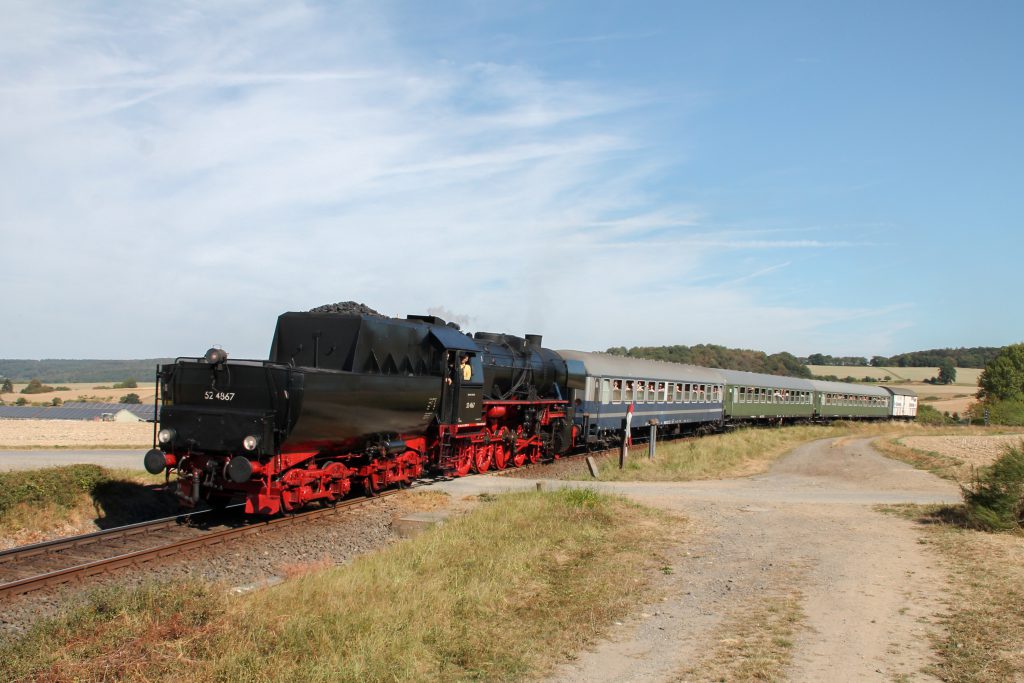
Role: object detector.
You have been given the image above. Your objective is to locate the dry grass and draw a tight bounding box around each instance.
[0,488,680,682]
[880,505,1024,682]
[0,419,154,449]
[399,489,451,512]
[0,466,170,549]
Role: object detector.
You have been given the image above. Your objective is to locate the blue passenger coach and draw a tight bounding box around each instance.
[558,350,726,446]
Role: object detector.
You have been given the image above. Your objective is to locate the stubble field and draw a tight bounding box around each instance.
[0,419,153,449]
[0,382,156,406]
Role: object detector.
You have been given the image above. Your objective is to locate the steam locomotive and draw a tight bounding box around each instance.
[145,311,585,514]
[145,308,916,515]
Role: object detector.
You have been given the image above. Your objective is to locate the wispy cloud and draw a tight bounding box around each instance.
[0,1,907,358]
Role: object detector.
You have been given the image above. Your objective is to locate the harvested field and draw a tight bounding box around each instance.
[807,366,982,386]
[897,434,1024,471]
[0,382,156,406]
[0,419,153,449]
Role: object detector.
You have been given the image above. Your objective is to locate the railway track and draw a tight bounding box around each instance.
[0,492,397,601]
[0,442,656,603]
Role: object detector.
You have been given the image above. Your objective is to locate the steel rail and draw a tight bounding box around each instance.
[0,492,397,600]
[0,508,229,567]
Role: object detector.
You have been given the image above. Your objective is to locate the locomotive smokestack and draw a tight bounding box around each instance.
[525,334,542,348]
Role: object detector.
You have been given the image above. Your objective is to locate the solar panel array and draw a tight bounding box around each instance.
[0,401,158,421]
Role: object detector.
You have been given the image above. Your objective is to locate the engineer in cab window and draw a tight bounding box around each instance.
[460,354,472,381]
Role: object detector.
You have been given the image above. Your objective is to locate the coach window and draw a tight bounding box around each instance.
[714,385,722,402]
[624,381,634,403]
[601,379,611,404]
[657,382,667,402]
[674,383,682,402]
[611,379,622,403]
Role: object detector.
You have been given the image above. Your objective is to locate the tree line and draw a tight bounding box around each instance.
[606,344,811,379]
[0,359,172,383]
[802,347,1001,369]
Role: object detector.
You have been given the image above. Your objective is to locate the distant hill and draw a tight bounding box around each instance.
[801,347,1002,369]
[0,359,174,383]
[605,344,811,379]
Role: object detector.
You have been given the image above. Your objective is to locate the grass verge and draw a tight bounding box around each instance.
[567,422,970,482]
[871,438,970,482]
[0,465,172,547]
[0,488,680,682]
[879,504,1024,681]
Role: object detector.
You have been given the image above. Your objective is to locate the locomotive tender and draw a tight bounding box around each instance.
[145,309,917,515]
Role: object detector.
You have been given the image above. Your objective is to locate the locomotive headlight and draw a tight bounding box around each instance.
[158,428,176,444]
[242,435,260,452]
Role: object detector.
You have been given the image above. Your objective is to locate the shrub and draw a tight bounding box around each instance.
[916,404,951,425]
[962,444,1024,531]
[15,397,27,406]
[20,379,55,394]
[967,399,1024,426]
[0,465,110,515]
[0,378,12,393]
[51,397,63,407]
[120,393,141,405]
[113,378,138,389]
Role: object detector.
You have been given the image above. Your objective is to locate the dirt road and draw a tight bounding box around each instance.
[434,437,959,682]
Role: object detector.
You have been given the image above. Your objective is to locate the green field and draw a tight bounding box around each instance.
[807,366,982,386]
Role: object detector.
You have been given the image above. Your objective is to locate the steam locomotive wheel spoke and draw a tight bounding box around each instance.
[454,445,473,477]
[511,445,526,468]
[492,443,509,470]
[472,444,492,474]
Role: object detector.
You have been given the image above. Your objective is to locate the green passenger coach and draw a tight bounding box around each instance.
[719,369,817,424]
[808,379,890,420]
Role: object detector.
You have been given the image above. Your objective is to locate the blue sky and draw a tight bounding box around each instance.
[1,1,1020,359]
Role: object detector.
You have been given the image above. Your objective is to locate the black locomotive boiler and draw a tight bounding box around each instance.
[145,310,585,514]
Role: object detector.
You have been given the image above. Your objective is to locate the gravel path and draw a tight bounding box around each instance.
[435,436,960,682]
